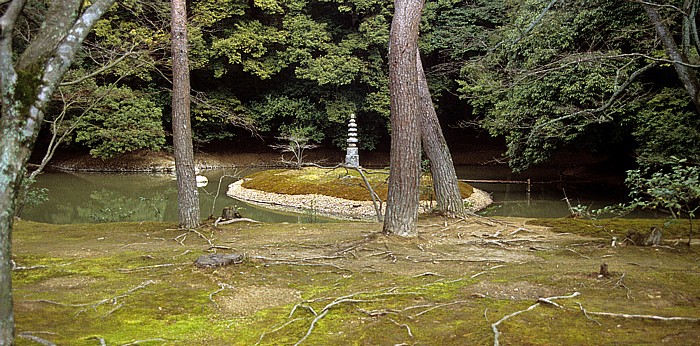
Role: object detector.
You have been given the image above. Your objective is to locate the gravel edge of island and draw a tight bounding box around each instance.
[226,179,493,221]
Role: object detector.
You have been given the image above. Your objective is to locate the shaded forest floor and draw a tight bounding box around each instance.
[11,216,700,345]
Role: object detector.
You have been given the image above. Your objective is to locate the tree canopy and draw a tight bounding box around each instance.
[27,0,700,175]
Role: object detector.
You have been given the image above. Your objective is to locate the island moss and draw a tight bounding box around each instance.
[240,167,473,201]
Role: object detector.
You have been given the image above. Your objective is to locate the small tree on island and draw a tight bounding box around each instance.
[270,130,319,169]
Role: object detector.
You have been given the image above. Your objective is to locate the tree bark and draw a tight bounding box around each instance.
[645,4,700,113]
[171,0,200,229]
[416,50,466,217]
[0,1,117,343]
[382,0,425,237]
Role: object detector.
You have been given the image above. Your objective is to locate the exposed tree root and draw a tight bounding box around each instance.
[253,318,304,346]
[576,304,700,322]
[26,280,156,316]
[17,332,57,346]
[119,263,189,273]
[491,292,581,346]
[290,293,375,346]
[491,291,700,346]
[251,255,351,272]
[208,282,235,308]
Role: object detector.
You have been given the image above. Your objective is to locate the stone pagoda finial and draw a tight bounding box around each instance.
[344,113,359,167]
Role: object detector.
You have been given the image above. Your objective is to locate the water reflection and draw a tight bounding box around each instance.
[21,169,330,224]
[21,165,646,224]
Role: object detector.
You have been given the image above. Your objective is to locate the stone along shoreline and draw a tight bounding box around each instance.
[227,179,493,221]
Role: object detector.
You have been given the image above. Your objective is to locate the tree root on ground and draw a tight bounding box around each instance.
[491,291,700,346]
[25,280,156,316]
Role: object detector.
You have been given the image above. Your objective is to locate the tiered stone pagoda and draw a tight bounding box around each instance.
[344,113,359,167]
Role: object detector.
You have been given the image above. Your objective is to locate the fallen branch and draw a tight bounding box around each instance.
[214,217,260,226]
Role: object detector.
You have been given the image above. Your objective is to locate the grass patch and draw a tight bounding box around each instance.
[241,167,473,201]
[527,218,698,239]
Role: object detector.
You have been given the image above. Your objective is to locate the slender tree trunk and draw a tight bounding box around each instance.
[382,0,425,237]
[645,4,700,113]
[416,50,465,217]
[0,1,117,342]
[171,0,200,228]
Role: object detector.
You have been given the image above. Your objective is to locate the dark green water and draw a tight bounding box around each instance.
[20,166,647,224]
[20,168,329,224]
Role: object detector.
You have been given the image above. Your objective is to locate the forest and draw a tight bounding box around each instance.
[19,0,700,173]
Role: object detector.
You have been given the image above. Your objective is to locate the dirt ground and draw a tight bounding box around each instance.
[10,215,700,345]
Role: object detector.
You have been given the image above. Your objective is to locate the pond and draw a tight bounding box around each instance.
[19,165,647,224]
[20,168,329,224]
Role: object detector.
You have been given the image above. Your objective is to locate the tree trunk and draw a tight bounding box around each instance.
[416,50,466,217]
[0,1,117,342]
[171,0,200,229]
[382,0,425,237]
[645,4,700,113]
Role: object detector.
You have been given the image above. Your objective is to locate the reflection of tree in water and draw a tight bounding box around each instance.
[76,189,171,222]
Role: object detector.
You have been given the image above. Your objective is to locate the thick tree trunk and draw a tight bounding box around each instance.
[171,0,200,229]
[382,0,425,237]
[416,50,465,217]
[0,1,117,342]
[645,4,700,113]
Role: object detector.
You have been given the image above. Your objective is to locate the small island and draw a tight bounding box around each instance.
[227,167,492,221]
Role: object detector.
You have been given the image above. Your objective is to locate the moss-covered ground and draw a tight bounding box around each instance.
[11,216,700,345]
[241,167,474,201]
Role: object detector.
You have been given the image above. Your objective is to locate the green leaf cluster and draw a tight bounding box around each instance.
[74,86,166,159]
[456,0,694,172]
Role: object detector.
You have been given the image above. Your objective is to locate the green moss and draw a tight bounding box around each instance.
[528,218,698,239]
[241,167,473,201]
[11,219,700,345]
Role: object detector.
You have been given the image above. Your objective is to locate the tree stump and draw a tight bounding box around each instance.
[221,206,242,220]
[194,253,244,268]
[624,227,662,246]
[599,262,611,278]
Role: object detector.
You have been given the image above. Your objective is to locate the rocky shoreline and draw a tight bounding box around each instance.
[227,178,493,221]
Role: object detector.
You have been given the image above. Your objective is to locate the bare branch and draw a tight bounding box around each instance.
[529,61,658,138]
[59,48,141,86]
[627,0,687,14]
[492,0,558,51]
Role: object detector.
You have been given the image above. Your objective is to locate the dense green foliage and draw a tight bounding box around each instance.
[74,86,166,159]
[32,1,700,186]
[455,0,699,173]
